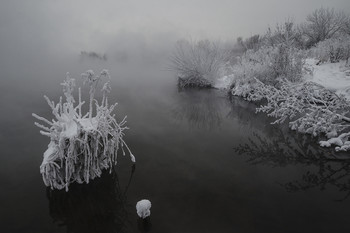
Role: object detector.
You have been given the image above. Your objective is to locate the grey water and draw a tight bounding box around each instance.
[1,55,350,233]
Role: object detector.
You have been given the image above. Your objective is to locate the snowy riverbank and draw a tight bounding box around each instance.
[304,59,350,99]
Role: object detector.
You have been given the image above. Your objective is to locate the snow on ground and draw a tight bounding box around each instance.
[214,59,350,99]
[305,59,350,99]
[213,74,234,89]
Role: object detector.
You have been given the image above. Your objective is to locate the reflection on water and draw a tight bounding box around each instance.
[234,117,350,201]
[235,130,329,166]
[227,95,260,128]
[3,70,350,232]
[171,92,350,201]
[284,160,350,201]
[47,165,135,233]
[171,89,227,130]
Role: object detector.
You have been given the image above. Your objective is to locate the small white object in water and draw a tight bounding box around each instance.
[136,199,152,219]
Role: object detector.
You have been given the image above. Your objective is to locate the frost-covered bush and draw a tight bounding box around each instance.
[311,34,350,64]
[233,46,276,86]
[232,45,304,87]
[33,70,135,191]
[232,78,350,152]
[170,39,229,88]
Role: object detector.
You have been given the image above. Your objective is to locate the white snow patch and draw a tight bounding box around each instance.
[213,74,234,89]
[305,59,350,99]
[42,141,58,166]
[78,117,98,131]
[56,117,98,139]
[60,119,78,138]
[320,137,343,147]
[320,132,350,149]
[136,199,151,219]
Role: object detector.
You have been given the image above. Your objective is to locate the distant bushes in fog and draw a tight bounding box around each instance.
[170,39,230,88]
[80,51,107,61]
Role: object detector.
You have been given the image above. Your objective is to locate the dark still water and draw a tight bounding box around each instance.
[1,58,350,233]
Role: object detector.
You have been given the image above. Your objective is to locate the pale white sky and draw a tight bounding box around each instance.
[0,0,349,55]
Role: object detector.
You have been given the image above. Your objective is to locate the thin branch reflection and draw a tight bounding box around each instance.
[171,89,227,130]
[231,96,350,201]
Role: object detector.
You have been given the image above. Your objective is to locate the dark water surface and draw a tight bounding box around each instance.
[1,58,350,233]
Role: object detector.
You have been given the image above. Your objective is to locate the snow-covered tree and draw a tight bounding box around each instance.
[265,20,303,48]
[301,7,348,47]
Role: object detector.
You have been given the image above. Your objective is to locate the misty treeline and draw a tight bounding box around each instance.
[170,39,232,88]
[170,7,350,153]
[171,7,350,87]
[236,8,350,52]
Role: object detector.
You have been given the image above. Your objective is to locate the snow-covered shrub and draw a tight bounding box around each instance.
[233,78,307,123]
[33,70,135,191]
[170,39,229,88]
[311,34,350,64]
[232,45,304,88]
[231,78,267,102]
[233,46,276,86]
[232,77,350,151]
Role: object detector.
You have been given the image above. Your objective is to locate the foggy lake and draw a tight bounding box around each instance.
[2,1,350,232]
[1,53,350,233]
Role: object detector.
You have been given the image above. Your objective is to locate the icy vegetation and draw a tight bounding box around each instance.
[232,78,350,151]
[33,70,135,191]
[171,7,350,153]
[136,199,152,219]
[305,59,350,99]
[170,39,229,89]
[232,45,304,86]
[227,10,350,153]
[310,34,350,64]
